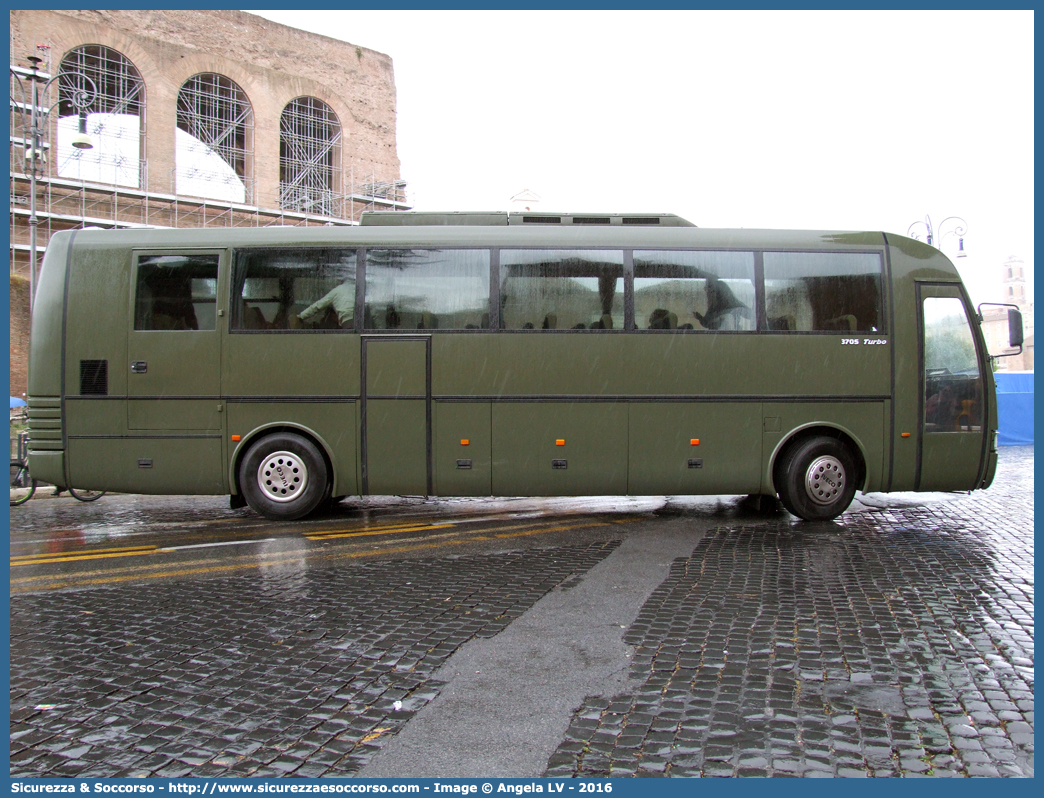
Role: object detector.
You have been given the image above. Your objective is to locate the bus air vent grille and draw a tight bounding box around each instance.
[571,217,611,225]
[80,360,108,396]
[621,217,662,225]
[522,216,562,224]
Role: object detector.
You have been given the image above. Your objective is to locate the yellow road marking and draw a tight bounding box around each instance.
[12,519,477,561]
[10,515,275,538]
[10,518,502,563]
[10,547,157,568]
[305,517,555,545]
[305,518,466,537]
[10,544,157,563]
[11,547,159,566]
[10,517,635,592]
[306,522,457,540]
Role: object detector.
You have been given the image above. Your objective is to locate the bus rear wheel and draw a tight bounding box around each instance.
[239,432,328,521]
[775,436,858,522]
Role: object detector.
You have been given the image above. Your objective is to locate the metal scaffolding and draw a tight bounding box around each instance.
[59,45,143,118]
[10,50,409,280]
[176,73,253,201]
[56,44,145,189]
[280,96,341,216]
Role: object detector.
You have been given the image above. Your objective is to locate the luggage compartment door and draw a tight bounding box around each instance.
[362,336,431,495]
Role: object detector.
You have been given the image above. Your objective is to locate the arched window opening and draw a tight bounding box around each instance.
[176,73,252,203]
[280,96,341,216]
[57,45,144,188]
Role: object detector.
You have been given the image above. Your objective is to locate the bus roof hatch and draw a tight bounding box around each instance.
[360,211,696,227]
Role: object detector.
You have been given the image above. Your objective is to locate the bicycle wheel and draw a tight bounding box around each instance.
[10,460,37,506]
[68,486,106,502]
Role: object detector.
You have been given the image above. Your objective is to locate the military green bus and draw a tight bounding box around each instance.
[26,211,1018,522]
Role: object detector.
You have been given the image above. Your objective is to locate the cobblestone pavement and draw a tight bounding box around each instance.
[10,542,619,777]
[9,448,1033,778]
[546,447,1034,778]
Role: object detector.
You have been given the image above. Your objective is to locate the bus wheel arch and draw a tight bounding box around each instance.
[232,425,335,520]
[771,426,866,521]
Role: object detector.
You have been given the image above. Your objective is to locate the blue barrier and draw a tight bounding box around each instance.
[995,371,1033,445]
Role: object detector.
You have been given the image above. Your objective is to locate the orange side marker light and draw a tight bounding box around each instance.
[556,439,565,446]
[690,438,700,446]
[461,439,470,446]
[901,432,911,438]
[231,435,241,442]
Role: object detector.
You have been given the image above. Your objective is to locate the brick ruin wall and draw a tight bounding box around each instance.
[10,9,402,191]
[10,276,30,399]
[10,10,402,399]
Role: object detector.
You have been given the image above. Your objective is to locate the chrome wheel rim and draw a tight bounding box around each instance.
[257,450,308,503]
[805,455,845,506]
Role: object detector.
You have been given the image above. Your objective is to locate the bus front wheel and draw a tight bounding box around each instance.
[775,436,858,522]
[239,433,328,521]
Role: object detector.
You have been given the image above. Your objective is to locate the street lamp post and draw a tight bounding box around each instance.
[907,215,968,258]
[10,55,95,312]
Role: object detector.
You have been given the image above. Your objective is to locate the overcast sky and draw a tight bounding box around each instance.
[247,10,1033,306]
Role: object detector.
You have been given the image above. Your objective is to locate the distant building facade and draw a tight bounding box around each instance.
[10,9,408,277]
[9,9,408,395]
[981,256,1033,372]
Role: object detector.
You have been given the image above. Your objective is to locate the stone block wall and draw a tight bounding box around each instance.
[9,10,403,397]
[10,276,31,399]
[10,9,401,202]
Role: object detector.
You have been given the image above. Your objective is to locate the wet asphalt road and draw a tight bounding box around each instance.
[9,447,1034,777]
[10,492,659,594]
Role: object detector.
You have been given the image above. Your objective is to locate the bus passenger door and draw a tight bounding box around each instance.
[124,251,225,493]
[917,283,988,491]
[362,336,430,495]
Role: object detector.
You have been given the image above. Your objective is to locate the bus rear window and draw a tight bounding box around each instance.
[763,252,883,332]
[134,254,219,331]
[233,249,358,331]
[634,250,755,330]
[500,250,624,330]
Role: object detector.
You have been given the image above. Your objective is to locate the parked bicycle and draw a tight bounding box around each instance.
[11,433,106,505]
[10,457,36,506]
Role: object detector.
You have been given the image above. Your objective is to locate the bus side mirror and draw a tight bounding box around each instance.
[1008,308,1024,348]
[978,302,1024,358]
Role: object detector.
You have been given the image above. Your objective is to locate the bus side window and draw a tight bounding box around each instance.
[135,254,219,331]
[499,250,624,331]
[363,249,490,331]
[232,248,357,331]
[763,252,883,332]
[634,250,755,331]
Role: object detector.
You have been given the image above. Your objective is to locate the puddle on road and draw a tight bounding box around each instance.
[11,490,959,555]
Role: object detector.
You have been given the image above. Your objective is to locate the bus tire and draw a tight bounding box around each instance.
[316,476,336,513]
[775,436,858,522]
[239,433,328,521]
